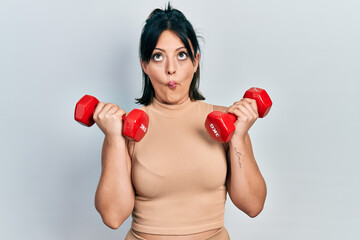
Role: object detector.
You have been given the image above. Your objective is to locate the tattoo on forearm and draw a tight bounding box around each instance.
[234,147,243,168]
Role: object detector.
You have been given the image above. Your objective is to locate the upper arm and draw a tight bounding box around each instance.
[125,139,134,176]
[213,105,227,112]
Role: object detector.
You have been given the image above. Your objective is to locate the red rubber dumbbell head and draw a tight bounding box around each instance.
[243,87,272,118]
[205,111,237,143]
[123,109,149,142]
[74,95,99,127]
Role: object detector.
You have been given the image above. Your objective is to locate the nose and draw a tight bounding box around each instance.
[166,58,176,75]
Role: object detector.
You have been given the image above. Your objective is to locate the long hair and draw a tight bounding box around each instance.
[136,3,205,105]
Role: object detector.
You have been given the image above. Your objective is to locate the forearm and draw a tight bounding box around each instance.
[227,134,267,217]
[95,136,134,228]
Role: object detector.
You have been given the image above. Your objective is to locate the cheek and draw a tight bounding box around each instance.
[184,64,195,80]
[148,65,164,82]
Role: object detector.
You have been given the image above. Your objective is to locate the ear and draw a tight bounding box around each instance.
[193,53,200,73]
[141,59,148,75]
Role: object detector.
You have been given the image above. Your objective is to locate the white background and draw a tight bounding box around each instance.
[1,0,359,239]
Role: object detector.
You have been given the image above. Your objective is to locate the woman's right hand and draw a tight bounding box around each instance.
[93,102,126,140]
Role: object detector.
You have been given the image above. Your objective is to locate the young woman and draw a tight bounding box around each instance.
[93,4,266,240]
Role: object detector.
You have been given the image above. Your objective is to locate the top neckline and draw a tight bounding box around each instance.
[148,97,196,117]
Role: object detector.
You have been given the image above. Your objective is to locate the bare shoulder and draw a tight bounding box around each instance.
[213,105,228,112]
[138,105,147,111]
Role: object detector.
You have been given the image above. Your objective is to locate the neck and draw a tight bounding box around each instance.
[149,97,195,117]
[154,96,190,105]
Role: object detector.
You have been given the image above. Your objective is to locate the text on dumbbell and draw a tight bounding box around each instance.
[140,124,147,133]
[210,124,220,137]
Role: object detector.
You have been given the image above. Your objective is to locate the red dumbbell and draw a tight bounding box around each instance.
[205,87,272,143]
[74,95,149,142]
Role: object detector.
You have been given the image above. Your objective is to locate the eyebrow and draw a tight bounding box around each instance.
[154,47,186,52]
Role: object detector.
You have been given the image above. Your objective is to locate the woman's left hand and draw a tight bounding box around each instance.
[227,98,259,141]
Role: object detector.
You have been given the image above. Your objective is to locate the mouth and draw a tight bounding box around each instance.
[167,81,177,89]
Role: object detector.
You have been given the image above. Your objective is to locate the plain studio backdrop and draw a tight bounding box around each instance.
[1,0,359,239]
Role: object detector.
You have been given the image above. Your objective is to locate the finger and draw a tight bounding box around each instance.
[242,98,258,114]
[228,100,253,115]
[230,107,249,121]
[93,102,105,119]
[232,99,257,118]
[226,101,241,113]
[236,104,254,119]
[106,105,120,114]
[114,108,127,118]
[240,99,258,118]
[97,103,116,119]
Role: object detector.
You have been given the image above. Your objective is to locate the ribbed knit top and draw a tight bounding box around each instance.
[131,98,227,235]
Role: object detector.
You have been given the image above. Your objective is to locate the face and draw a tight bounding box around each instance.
[141,30,199,105]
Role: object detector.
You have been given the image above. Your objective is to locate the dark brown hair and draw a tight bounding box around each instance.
[136,3,205,105]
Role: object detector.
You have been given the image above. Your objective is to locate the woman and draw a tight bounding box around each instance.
[93,4,266,240]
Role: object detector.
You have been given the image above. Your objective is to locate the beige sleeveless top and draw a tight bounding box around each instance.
[131,98,227,235]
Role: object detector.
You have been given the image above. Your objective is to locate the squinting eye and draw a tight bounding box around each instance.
[178,52,188,60]
[152,53,163,62]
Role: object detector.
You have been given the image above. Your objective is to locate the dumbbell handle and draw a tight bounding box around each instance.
[205,87,272,143]
[74,95,149,142]
[219,87,272,123]
[74,95,131,126]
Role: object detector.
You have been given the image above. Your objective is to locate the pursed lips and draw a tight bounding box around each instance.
[167,80,177,89]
